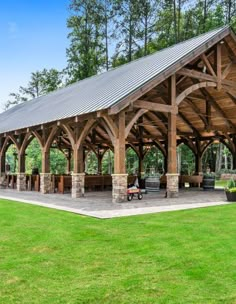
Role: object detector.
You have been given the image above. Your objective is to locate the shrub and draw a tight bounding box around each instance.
[229,187,236,193]
[225,179,236,192]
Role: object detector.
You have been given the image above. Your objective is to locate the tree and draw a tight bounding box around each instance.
[66,0,106,83]
[112,0,141,65]
[136,0,160,56]
[4,68,63,110]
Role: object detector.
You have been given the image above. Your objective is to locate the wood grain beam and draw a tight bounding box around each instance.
[178,112,200,136]
[201,54,216,76]
[134,100,178,114]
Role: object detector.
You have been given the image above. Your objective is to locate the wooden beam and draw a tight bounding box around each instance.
[167,75,177,173]
[184,99,208,128]
[222,62,232,79]
[177,68,236,88]
[134,100,178,114]
[125,109,148,138]
[200,87,236,132]
[108,27,230,115]
[176,81,216,105]
[206,99,211,131]
[178,112,200,136]
[201,54,216,76]
[223,38,236,62]
[177,68,215,82]
[216,43,222,90]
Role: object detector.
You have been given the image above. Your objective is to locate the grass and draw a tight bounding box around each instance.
[1,200,236,304]
[215,179,228,188]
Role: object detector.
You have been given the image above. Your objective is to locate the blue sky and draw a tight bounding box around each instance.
[0,0,70,110]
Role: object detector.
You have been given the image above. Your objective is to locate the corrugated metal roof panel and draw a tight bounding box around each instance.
[0,26,230,133]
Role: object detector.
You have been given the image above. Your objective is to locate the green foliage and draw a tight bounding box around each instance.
[85,151,99,174]
[102,150,114,174]
[4,69,63,110]
[50,149,67,174]
[25,139,42,173]
[66,0,106,83]
[144,146,164,175]
[126,148,139,174]
[225,178,236,192]
[229,187,236,193]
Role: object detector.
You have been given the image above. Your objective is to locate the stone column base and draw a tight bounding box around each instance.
[72,173,85,198]
[166,173,179,198]
[17,173,27,191]
[40,173,52,194]
[0,174,6,189]
[112,174,128,203]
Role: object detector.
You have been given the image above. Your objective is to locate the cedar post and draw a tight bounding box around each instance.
[112,111,128,203]
[195,140,203,175]
[166,74,179,198]
[40,148,51,194]
[97,154,103,175]
[66,149,71,173]
[195,155,203,175]
[0,152,6,188]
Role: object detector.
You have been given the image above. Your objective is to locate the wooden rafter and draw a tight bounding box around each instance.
[200,53,216,76]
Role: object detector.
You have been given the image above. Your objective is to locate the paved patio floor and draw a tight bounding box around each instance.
[0,188,231,219]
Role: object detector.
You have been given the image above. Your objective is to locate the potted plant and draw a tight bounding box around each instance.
[225,179,236,202]
[202,172,215,190]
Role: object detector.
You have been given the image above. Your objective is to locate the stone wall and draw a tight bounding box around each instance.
[0,174,6,189]
[112,174,128,203]
[72,173,85,198]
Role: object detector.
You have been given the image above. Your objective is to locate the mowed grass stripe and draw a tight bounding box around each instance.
[0,199,236,304]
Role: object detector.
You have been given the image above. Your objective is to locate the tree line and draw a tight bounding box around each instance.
[3,0,236,109]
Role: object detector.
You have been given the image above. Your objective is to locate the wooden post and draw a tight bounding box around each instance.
[195,154,203,175]
[166,74,179,198]
[114,111,126,174]
[18,153,25,173]
[0,152,5,175]
[216,43,222,91]
[112,111,127,203]
[67,149,71,173]
[40,148,51,194]
[73,146,84,174]
[0,152,6,188]
[42,149,50,173]
[98,154,102,174]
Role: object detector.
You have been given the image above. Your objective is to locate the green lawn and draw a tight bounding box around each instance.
[1,200,236,304]
[215,179,228,188]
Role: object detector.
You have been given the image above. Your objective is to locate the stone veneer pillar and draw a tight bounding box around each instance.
[0,174,6,189]
[40,173,52,194]
[166,173,179,198]
[17,173,27,191]
[71,173,85,198]
[112,174,128,203]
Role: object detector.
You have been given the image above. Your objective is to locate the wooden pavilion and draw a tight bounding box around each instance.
[1,26,236,203]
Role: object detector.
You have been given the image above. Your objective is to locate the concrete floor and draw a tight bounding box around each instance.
[0,188,231,219]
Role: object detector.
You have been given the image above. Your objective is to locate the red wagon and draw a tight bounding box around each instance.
[127,187,143,201]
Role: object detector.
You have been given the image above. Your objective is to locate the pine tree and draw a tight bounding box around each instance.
[66,0,105,83]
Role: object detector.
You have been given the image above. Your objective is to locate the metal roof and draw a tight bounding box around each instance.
[0,26,231,134]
